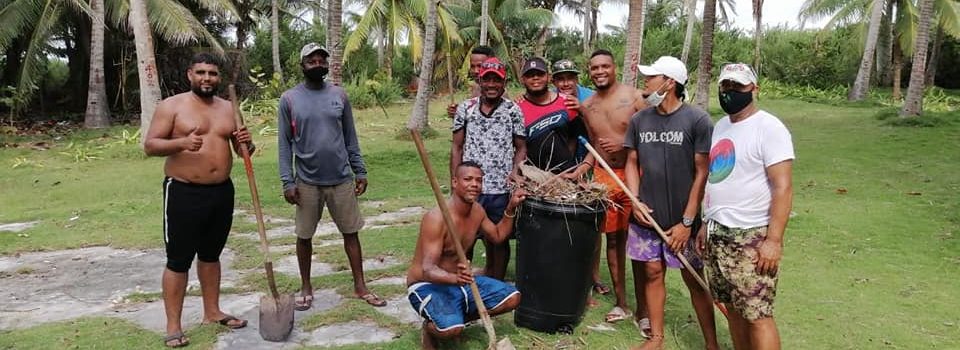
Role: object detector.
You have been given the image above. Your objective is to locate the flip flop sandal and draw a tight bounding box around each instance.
[604,306,632,323]
[163,332,190,348]
[211,315,248,329]
[593,282,611,295]
[359,292,387,307]
[633,317,652,338]
[294,293,314,311]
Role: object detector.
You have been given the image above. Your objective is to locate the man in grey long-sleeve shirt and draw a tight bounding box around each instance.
[278,43,386,309]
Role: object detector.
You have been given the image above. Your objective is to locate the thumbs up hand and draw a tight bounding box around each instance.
[181,126,203,152]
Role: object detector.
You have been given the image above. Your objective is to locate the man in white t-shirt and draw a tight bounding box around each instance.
[698,63,794,350]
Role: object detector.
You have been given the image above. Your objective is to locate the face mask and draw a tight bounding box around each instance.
[644,81,669,107]
[303,66,328,82]
[719,90,753,114]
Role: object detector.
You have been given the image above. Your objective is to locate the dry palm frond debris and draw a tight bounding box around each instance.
[515,163,610,206]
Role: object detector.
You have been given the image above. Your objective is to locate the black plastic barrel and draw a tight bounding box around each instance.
[513,198,604,333]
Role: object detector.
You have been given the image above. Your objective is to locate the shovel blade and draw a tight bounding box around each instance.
[259,293,295,342]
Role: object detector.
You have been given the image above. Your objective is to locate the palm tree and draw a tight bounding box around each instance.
[680,0,737,65]
[129,0,161,144]
[621,0,644,87]
[85,0,109,128]
[752,0,764,77]
[481,0,489,45]
[901,0,934,116]
[343,0,461,79]
[407,0,436,131]
[693,0,716,109]
[329,0,343,85]
[272,0,282,80]
[448,0,553,81]
[681,0,696,64]
[848,0,885,101]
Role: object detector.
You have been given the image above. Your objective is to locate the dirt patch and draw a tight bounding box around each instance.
[373,295,422,325]
[0,247,239,330]
[300,321,396,347]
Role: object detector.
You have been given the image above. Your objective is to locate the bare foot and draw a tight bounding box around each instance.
[421,323,438,350]
[630,335,664,350]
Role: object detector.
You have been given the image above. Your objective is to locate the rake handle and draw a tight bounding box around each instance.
[229,85,280,300]
[577,137,710,293]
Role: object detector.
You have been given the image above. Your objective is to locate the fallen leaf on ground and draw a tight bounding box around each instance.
[835,188,847,194]
[906,191,922,196]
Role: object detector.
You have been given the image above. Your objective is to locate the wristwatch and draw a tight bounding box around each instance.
[681,216,694,228]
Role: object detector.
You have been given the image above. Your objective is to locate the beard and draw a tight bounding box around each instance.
[594,81,611,91]
[192,85,218,98]
[525,85,549,98]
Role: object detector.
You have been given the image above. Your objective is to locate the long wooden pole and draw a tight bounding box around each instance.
[410,129,499,348]
[578,137,728,317]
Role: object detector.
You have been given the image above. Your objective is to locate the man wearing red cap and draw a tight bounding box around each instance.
[450,57,527,280]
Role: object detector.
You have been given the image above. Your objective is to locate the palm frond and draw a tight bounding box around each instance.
[16,0,63,109]
[344,0,387,58]
[0,0,42,50]
[934,0,960,38]
[192,0,241,21]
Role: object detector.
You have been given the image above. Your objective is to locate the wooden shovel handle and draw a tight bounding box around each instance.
[229,85,280,300]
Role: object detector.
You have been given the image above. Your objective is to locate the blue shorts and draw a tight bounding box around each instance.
[407,276,519,332]
[477,193,510,224]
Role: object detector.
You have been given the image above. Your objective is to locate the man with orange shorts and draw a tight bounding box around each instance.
[570,49,647,324]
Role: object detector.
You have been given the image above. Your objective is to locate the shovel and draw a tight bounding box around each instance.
[578,136,729,318]
[229,85,295,341]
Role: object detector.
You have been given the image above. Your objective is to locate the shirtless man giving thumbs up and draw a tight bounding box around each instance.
[144,53,254,348]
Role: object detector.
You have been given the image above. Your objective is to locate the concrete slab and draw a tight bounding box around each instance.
[369,276,406,286]
[0,221,39,232]
[302,321,396,347]
[0,247,239,330]
[212,289,345,349]
[373,295,422,325]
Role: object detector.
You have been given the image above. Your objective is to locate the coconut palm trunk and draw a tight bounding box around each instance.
[681,0,697,64]
[752,0,763,78]
[693,0,716,109]
[329,0,343,85]
[925,27,943,87]
[271,0,282,80]
[621,0,645,87]
[900,0,935,117]
[407,0,437,131]
[848,0,886,101]
[480,0,489,45]
[892,38,903,100]
[130,0,162,145]
[84,0,109,129]
[877,0,895,86]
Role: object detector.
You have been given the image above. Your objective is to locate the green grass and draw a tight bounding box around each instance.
[1,95,959,349]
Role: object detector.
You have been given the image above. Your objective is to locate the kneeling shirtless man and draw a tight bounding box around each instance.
[407,161,525,349]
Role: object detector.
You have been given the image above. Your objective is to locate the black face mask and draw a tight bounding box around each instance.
[719,90,753,115]
[303,66,329,82]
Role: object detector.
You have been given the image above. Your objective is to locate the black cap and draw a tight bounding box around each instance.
[521,57,549,76]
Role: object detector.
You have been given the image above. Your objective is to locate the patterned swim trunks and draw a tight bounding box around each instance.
[626,223,702,269]
[704,222,779,321]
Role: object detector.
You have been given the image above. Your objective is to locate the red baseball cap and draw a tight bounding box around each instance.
[478,57,507,79]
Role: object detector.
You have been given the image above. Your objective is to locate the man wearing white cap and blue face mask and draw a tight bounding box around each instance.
[698,63,793,350]
[278,42,387,311]
[623,56,719,349]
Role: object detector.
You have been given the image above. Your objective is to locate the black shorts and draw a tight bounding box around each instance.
[162,177,234,272]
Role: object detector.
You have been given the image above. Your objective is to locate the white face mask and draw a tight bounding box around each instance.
[644,81,669,107]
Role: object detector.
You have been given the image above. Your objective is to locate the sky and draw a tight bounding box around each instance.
[556,1,827,34]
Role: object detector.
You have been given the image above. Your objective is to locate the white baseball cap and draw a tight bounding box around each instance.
[637,56,688,85]
[299,43,329,59]
[718,63,758,85]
